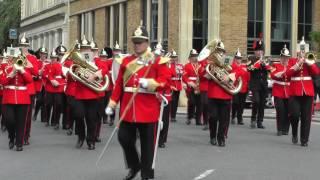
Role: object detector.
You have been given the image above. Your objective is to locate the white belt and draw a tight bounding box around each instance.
[291,77,312,81]
[124,87,155,94]
[188,77,197,80]
[171,77,181,80]
[5,85,27,90]
[273,80,290,86]
[55,76,63,79]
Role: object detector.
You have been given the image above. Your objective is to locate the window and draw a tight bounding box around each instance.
[247,0,264,54]
[142,0,148,28]
[150,0,158,49]
[105,7,111,47]
[162,0,168,51]
[80,11,95,40]
[113,4,120,44]
[123,2,128,53]
[298,0,312,41]
[192,0,208,53]
[271,0,291,55]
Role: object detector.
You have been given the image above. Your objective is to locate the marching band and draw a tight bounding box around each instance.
[0,24,319,180]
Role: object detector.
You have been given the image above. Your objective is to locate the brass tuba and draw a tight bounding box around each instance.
[61,47,109,92]
[199,39,242,95]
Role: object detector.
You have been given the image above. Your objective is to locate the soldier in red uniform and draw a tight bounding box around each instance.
[33,47,48,123]
[199,58,209,130]
[60,43,78,136]
[42,50,65,129]
[231,49,250,125]
[169,50,183,123]
[105,25,170,180]
[0,51,6,131]
[1,48,33,151]
[73,35,108,150]
[182,49,202,125]
[201,40,242,147]
[285,39,320,146]
[270,45,291,136]
[19,33,39,145]
[90,39,107,143]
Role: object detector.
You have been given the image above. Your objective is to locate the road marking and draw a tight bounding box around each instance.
[193,169,216,180]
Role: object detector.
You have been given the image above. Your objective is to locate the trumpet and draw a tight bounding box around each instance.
[297,52,317,70]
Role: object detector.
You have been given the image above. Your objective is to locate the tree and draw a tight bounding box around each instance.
[309,31,320,58]
[0,0,21,51]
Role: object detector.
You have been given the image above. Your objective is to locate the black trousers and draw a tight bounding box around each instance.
[289,96,313,143]
[118,121,157,179]
[0,96,4,128]
[232,92,247,123]
[44,92,63,126]
[34,89,46,122]
[65,95,77,132]
[187,91,201,124]
[159,102,171,145]
[61,94,68,128]
[274,97,290,133]
[208,98,231,140]
[25,95,35,139]
[251,90,267,123]
[73,99,100,144]
[200,91,208,125]
[3,104,29,146]
[170,91,180,120]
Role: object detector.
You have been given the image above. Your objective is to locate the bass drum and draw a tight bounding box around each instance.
[111,54,129,84]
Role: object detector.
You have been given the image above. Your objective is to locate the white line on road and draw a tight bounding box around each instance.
[193,169,216,180]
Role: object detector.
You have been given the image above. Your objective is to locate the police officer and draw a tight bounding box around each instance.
[270,45,291,136]
[105,25,170,180]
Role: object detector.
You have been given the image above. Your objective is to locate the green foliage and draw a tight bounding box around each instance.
[309,31,320,57]
[0,0,21,51]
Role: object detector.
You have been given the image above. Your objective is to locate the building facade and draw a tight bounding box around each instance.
[20,0,70,51]
[68,0,320,62]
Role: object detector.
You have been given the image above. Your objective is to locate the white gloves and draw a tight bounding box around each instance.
[105,107,114,115]
[159,120,164,130]
[139,78,149,88]
[50,80,60,87]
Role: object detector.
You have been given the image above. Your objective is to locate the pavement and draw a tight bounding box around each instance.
[177,107,320,122]
[0,111,320,180]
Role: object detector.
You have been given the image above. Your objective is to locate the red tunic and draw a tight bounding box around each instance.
[74,59,108,100]
[34,59,44,92]
[204,63,241,100]
[110,55,170,123]
[169,63,183,91]
[182,62,201,93]
[42,62,65,93]
[0,65,32,104]
[199,60,208,92]
[63,59,77,97]
[94,57,110,97]
[285,58,320,97]
[25,54,39,95]
[270,63,290,99]
[0,63,7,96]
[231,61,250,93]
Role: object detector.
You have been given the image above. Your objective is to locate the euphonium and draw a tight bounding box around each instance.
[61,47,109,92]
[199,39,242,95]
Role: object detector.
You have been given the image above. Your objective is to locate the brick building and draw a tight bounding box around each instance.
[68,0,320,62]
